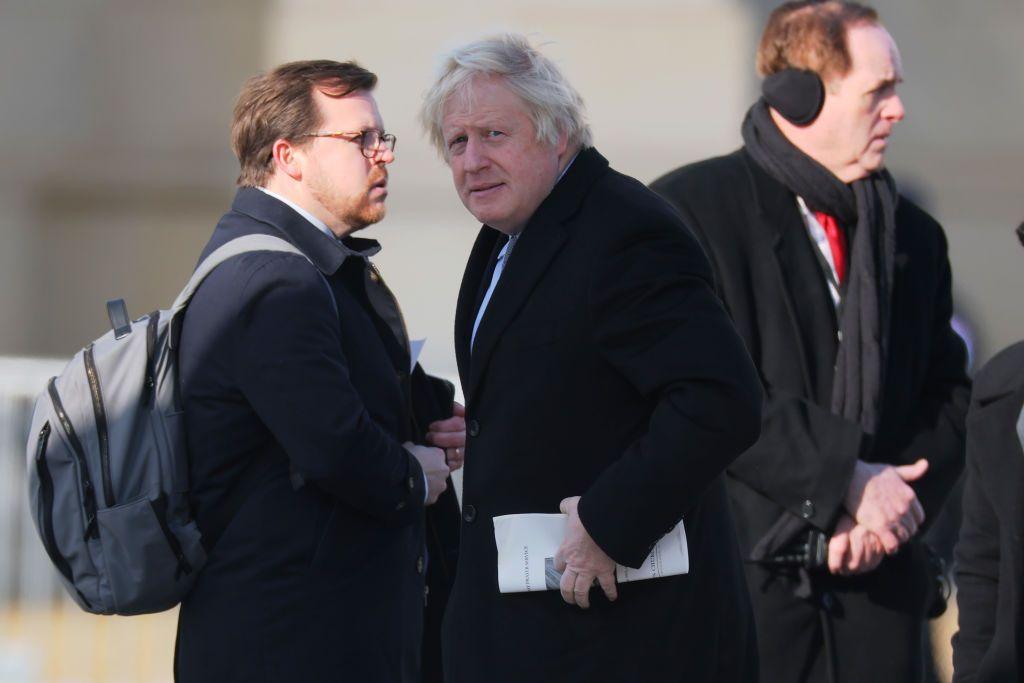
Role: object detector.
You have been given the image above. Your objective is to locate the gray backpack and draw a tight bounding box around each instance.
[25,234,321,615]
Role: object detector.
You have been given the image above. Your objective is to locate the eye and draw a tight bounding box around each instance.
[486,130,505,139]
[447,134,467,151]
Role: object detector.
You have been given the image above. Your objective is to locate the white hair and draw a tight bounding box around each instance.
[419,33,593,160]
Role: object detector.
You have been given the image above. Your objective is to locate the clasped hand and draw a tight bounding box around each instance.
[835,458,928,569]
[425,402,466,471]
[553,496,618,609]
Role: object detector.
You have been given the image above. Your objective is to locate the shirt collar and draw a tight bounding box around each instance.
[229,187,380,277]
[557,152,579,183]
[258,186,335,239]
[255,186,382,262]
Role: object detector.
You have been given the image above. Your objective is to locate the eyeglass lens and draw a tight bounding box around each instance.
[361,131,396,156]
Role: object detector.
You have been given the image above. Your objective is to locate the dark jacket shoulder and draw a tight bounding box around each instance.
[893,194,950,261]
[650,148,749,199]
[973,340,1024,403]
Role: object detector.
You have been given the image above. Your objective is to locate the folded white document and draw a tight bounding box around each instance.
[492,513,689,594]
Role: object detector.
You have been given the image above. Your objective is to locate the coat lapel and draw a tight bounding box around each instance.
[744,151,839,401]
[464,216,567,403]
[454,228,502,393]
[454,147,609,405]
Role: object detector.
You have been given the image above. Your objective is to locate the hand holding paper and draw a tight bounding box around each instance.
[493,506,689,596]
[553,496,618,608]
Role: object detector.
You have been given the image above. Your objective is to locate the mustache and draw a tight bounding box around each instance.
[369,169,388,187]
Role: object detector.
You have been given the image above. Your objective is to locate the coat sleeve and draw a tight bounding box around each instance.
[576,214,763,568]
[663,189,862,534]
[951,444,998,682]
[897,232,970,527]
[234,254,425,521]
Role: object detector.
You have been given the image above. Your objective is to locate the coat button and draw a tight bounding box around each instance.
[800,499,815,519]
[467,420,480,437]
[396,500,407,511]
[407,476,416,491]
[463,504,477,523]
[416,556,425,574]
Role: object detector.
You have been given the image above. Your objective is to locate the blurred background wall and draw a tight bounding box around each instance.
[0,1,1020,681]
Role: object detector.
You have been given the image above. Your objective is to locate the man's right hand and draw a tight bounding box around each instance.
[404,443,449,505]
[843,459,928,554]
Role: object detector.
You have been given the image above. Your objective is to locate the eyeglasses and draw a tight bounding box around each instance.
[299,129,397,158]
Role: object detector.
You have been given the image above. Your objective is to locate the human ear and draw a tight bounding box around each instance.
[271,138,303,181]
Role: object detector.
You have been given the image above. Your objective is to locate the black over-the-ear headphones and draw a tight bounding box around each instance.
[761,68,825,126]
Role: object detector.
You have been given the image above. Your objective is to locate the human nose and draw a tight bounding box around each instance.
[461,137,489,173]
[885,93,906,122]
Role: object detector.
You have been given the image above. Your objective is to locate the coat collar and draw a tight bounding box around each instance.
[741,147,839,400]
[230,186,381,276]
[454,147,609,403]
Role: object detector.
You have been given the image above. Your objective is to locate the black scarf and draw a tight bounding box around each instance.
[742,99,897,436]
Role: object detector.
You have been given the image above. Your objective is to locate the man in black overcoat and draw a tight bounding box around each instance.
[651,3,969,682]
[951,226,1024,683]
[420,34,764,683]
[175,60,461,683]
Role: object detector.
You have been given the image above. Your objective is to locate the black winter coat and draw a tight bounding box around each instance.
[175,188,458,683]
[652,148,970,682]
[443,148,764,683]
[953,341,1024,683]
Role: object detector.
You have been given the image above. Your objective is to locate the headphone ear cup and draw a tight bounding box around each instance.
[762,69,825,126]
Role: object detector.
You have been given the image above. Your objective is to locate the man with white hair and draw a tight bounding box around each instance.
[421,34,764,682]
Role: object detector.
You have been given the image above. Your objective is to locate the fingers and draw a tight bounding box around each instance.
[863,532,884,572]
[909,498,926,527]
[559,568,576,605]
[425,419,466,449]
[876,526,902,555]
[427,415,465,433]
[445,446,464,471]
[864,529,884,557]
[573,572,594,609]
[596,572,618,602]
[553,547,567,573]
[846,527,864,574]
[828,532,849,575]
[557,568,594,609]
[894,458,929,482]
[426,477,447,505]
[559,497,580,515]
[427,430,466,449]
[452,402,466,417]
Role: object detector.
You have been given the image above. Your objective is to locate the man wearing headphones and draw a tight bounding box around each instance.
[652,2,969,681]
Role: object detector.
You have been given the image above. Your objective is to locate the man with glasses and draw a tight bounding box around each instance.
[175,60,461,683]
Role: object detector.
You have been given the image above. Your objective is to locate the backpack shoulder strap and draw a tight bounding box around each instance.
[168,234,337,349]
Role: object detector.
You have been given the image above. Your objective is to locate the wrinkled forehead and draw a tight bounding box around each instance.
[441,74,527,126]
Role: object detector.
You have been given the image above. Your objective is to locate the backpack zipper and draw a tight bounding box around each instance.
[84,345,115,507]
[143,311,159,406]
[47,377,99,540]
[35,422,93,608]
